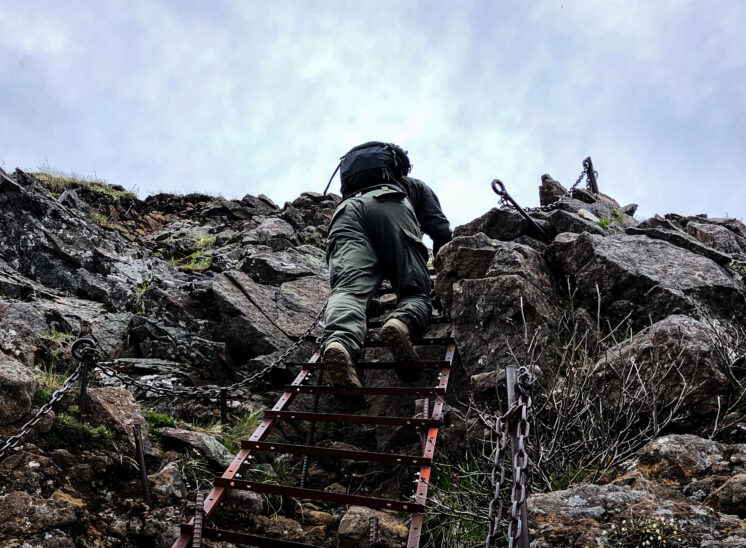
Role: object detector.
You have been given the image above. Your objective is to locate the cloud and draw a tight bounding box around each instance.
[0,0,744,231]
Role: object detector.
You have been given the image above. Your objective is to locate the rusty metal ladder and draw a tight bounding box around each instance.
[172,288,455,548]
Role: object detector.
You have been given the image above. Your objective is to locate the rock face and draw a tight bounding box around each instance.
[1,166,746,547]
[0,353,35,425]
[592,315,736,415]
[550,232,745,326]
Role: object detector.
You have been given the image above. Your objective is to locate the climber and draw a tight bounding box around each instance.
[320,142,452,404]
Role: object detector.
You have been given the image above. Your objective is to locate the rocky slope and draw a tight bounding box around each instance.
[0,167,745,547]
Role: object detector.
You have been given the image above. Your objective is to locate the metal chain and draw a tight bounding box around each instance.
[499,161,591,213]
[485,367,534,548]
[0,302,327,461]
[507,368,533,547]
[0,364,83,460]
[97,301,327,398]
[485,413,511,547]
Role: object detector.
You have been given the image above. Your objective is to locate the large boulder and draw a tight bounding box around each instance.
[0,353,35,425]
[436,234,560,377]
[550,232,746,327]
[686,221,746,258]
[159,427,233,468]
[592,315,736,416]
[529,476,746,547]
[85,386,157,456]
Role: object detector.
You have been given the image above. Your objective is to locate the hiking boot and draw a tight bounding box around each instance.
[323,342,366,411]
[380,318,421,383]
[323,342,361,387]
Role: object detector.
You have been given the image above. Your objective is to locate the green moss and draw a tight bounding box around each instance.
[46,413,114,450]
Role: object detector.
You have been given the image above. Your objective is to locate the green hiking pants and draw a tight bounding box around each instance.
[322,186,432,360]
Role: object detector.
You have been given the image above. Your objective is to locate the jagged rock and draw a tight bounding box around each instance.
[223,488,265,520]
[539,174,567,205]
[453,207,533,241]
[148,461,186,504]
[529,477,746,547]
[0,353,35,425]
[635,435,728,483]
[550,232,746,326]
[337,506,408,548]
[705,474,746,517]
[626,223,733,265]
[686,221,746,257]
[85,387,157,457]
[0,490,87,539]
[238,244,326,284]
[159,427,233,468]
[241,217,297,251]
[593,315,735,416]
[436,234,559,377]
[252,515,326,545]
[547,209,606,236]
[57,188,90,211]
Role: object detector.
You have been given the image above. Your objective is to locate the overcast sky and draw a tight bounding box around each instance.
[1,1,744,230]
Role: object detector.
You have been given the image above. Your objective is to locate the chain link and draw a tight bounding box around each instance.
[0,301,327,460]
[96,301,327,398]
[499,162,591,214]
[485,367,534,548]
[0,364,83,460]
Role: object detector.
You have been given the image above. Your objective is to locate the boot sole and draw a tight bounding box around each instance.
[324,345,361,388]
[380,322,421,383]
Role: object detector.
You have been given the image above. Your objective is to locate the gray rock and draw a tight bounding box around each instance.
[241,217,296,251]
[337,506,408,548]
[686,221,746,257]
[593,315,734,416]
[626,225,733,265]
[539,174,567,205]
[453,207,534,241]
[0,490,87,537]
[529,478,746,547]
[550,233,746,326]
[705,474,746,517]
[159,427,233,468]
[547,209,606,236]
[85,387,157,457]
[238,244,326,284]
[0,353,35,425]
[148,461,187,504]
[436,235,559,377]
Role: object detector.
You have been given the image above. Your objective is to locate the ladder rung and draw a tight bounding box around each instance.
[202,526,321,547]
[265,410,440,427]
[214,478,425,513]
[285,360,450,371]
[284,385,446,396]
[365,337,455,347]
[366,316,450,327]
[241,441,433,466]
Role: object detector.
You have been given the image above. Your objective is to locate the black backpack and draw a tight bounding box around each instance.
[323,142,411,195]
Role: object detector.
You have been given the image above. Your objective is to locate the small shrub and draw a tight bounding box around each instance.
[145,410,177,431]
[220,410,263,454]
[196,234,217,249]
[46,413,114,450]
[134,282,149,314]
[170,251,212,273]
[92,212,110,226]
[179,448,214,491]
